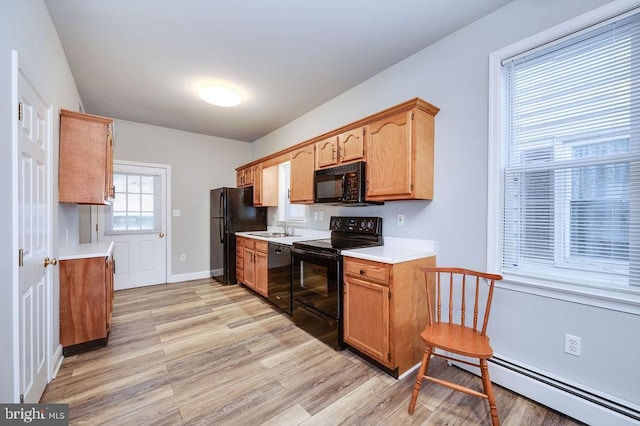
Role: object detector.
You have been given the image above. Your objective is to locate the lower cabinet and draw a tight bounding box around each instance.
[60,254,115,356]
[343,255,435,377]
[238,237,268,296]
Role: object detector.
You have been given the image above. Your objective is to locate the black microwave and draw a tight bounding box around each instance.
[314,161,374,205]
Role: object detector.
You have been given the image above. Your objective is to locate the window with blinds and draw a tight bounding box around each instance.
[499,10,640,289]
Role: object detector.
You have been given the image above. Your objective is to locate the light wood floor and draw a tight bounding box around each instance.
[41,278,583,425]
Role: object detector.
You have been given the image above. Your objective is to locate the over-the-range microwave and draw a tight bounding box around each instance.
[313,161,381,205]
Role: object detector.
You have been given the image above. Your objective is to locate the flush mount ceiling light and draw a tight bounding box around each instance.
[199,85,241,107]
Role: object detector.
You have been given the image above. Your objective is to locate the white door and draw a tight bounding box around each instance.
[100,162,168,290]
[18,71,52,403]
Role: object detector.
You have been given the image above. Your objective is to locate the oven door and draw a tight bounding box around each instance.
[291,247,343,350]
[291,247,340,319]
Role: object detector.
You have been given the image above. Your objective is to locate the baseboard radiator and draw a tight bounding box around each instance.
[489,356,640,425]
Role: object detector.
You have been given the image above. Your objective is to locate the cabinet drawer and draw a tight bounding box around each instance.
[236,256,244,271]
[344,258,390,285]
[236,246,244,257]
[255,240,268,253]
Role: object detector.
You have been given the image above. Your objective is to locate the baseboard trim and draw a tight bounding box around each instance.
[168,270,212,283]
[482,355,640,426]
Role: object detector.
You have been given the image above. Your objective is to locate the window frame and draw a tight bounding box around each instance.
[105,171,163,235]
[487,0,640,314]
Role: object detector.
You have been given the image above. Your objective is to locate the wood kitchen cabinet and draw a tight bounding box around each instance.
[289,145,315,204]
[60,254,115,356]
[236,236,245,284]
[343,255,435,377]
[240,237,268,296]
[59,109,115,204]
[315,127,365,169]
[365,102,439,201]
[253,164,278,207]
[237,167,253,187]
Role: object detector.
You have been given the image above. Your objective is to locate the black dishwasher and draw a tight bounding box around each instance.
[267,242,292,315]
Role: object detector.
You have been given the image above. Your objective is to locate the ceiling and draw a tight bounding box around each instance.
[44,0,513,142]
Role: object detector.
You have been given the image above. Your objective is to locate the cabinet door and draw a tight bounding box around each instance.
[315,137,338,169]
[290,146,315,204]
[338,127,365,164]
[243,247,255,289]
[365,111,413,200]
[343,276,391,367]
[59,110,114,204]
[60,257,107,347]
[255,251,268,297]
[252,164,263,205]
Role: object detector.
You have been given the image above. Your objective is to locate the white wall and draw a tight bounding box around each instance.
[253,0,639,418]
[111,120,253,279]
[0,0,82,402]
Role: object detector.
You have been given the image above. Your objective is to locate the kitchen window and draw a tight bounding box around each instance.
[106,172,162,233]
[489,6,640,299]
[279,162,306,222]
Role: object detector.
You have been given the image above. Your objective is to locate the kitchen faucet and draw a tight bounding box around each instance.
[278,221,294,236]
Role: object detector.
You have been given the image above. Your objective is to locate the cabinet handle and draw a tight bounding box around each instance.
[359,269,365,275]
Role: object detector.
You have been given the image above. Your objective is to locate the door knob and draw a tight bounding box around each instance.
[44,257,58,267]
[159,232,165,238]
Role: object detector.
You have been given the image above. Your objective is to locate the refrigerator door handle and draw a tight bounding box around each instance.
[219,218,224,244]
[219,191,224,217]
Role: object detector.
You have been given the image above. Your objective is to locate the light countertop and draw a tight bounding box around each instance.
[342,237,435,264]
[235,228,330,245]
[59,241,114,260]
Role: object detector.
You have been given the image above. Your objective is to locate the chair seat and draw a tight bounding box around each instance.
[421,323,493,359]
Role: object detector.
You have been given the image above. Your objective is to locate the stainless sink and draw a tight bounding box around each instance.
[247,231,288,238]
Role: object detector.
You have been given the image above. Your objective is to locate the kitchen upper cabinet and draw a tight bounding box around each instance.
[365,105,438,201]
[289,145,315,204]
[237,166,253,188]
[343,255,436,377]
[315,128,365,170]
[58,109,114,204]
[253,164,278,207]
[60,254,115,355]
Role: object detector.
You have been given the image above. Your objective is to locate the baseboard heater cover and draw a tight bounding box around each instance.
[489,356,640,424]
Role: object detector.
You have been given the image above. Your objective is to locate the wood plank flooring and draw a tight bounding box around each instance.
[41,278,583,425]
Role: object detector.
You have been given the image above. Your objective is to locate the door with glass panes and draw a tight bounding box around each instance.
[100,162,167,289]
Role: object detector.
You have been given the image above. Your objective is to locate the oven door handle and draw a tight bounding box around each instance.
[291,247,338,260]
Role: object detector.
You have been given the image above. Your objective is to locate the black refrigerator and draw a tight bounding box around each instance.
[210,187,267,284]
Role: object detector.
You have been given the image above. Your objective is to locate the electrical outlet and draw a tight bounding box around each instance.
[313,211,319,221]
[564,334,581,357]
[319,211,324,221]
[397,214,405,226]
[180,254,186,261]
[173,209,181,217]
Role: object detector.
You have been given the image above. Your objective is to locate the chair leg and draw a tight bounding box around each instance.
[480,358,499,426]
[408,345,432,415]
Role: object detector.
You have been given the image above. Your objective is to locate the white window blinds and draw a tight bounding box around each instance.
[500,10,640,288]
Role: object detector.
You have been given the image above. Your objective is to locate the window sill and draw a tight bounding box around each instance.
[498,273,640,315]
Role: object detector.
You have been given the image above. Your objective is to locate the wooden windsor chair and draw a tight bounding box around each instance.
[408,266,503,426]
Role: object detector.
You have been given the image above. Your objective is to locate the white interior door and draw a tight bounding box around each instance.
[100,162,168,290]
[18,71,52,403]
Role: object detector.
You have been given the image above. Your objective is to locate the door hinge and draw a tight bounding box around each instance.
[388,291,391,300]
[411,111,414,120]
[20,394,24,404]
[410,183,414,191]
[18,249,23,267]
[388,352,391,362]
[18,102,23,121]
